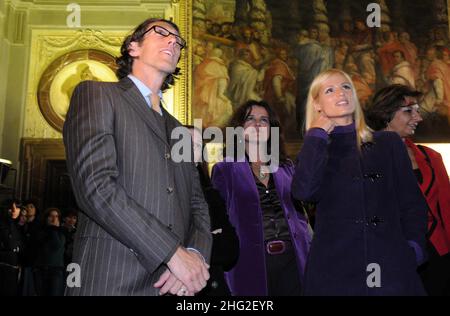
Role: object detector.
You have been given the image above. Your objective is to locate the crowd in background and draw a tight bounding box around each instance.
[0,199,77,296]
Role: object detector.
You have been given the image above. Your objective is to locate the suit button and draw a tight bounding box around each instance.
[164,153,171,159]
[168,224,173,230]
[211,281,218,289]
[129,248,138,257]
[167,187,173,194]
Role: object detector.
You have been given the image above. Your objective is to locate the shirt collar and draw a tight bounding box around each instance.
[127,74,164,103]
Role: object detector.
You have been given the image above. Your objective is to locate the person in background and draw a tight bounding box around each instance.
[291,69,428,295]
[212,100,311,296]
[20,199,41,296]
[23,200,38,224]
[0,199,24,296]
[33,207,66,296]
[365,84,450,295]
[186,125,240,296]
[61,208,78,267]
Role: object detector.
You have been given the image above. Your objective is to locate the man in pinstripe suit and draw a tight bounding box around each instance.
[63,18,211,296]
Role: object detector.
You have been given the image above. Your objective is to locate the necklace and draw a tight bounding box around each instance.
[259,168,268,180]
[252,164,268,180]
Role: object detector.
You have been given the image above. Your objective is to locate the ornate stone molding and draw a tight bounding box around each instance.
[24,29,124,138]
[24,0,191,137]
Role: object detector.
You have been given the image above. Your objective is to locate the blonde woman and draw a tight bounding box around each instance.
[291,69,428,295]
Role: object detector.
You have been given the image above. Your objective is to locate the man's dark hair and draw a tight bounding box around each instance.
[116,18,182,92]
[227,100,289,165]
[365,84,423,131]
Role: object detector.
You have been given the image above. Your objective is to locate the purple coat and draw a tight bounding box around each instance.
[292,125,427,295]
[212,158,311,296]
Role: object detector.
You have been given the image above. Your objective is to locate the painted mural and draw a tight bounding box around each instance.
[192,0,450,142]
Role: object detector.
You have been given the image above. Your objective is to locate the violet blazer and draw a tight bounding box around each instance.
[212,158,311,296]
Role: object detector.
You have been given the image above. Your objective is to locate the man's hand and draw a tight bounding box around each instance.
[153,269,193,296]
[166,246,210,294]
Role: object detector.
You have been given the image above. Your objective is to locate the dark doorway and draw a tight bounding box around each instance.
[44,160,78,214]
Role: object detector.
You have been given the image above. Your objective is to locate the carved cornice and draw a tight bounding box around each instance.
[39,29,123,49]
[33,29,123,75]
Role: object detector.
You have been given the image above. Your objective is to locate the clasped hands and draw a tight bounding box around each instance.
[153,246,210,296]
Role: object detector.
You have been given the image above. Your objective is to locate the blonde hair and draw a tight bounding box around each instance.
[304,68,373,147]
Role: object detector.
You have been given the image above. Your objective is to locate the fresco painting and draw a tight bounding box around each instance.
[192,0,450,142]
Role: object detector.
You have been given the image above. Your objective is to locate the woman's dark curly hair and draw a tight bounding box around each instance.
[365,84,423,131]
[116,18,182,92]
[226,100,289,165]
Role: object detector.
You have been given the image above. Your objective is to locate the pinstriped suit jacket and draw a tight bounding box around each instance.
[63,77,211,296]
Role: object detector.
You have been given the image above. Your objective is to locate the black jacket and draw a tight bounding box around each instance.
[35,225,66,268]
[197,165,240,296]
[0,216,23,266]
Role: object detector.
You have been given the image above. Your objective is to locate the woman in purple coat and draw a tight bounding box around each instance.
[292,69,428,295]
[211,100,312,296]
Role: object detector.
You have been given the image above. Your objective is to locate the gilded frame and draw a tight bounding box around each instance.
[37,49,118,132]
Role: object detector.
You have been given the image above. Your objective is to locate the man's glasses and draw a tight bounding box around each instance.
[142,25,186,49]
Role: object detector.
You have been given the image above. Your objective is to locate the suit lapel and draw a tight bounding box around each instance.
[118,77,168,146]
[272,167,284,201]
[161,107,179,148]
